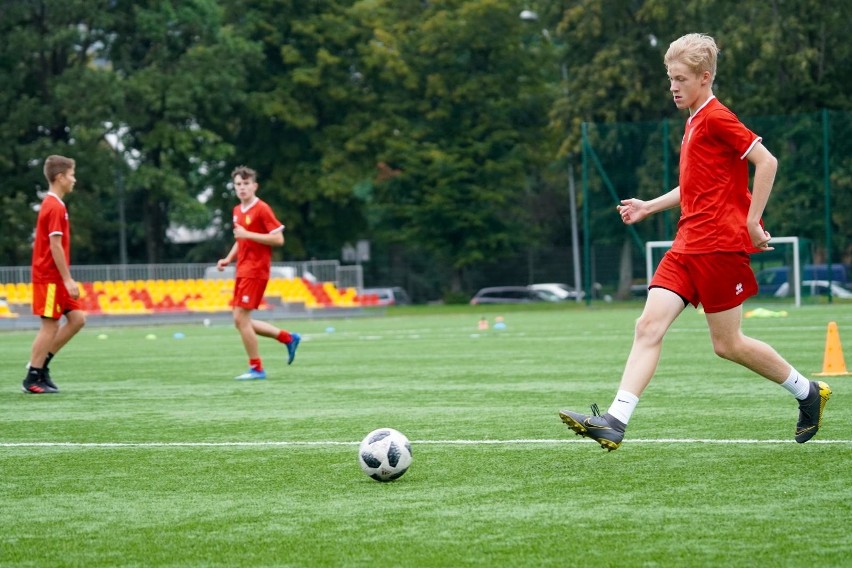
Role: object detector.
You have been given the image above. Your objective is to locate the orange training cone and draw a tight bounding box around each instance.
[814,321,851,376]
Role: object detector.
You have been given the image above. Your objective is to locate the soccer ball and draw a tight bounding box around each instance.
[358,428,412,482]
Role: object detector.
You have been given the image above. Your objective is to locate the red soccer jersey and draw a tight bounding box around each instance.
[671,97,763,254]
[232,198,285,280]
[31,192,71,284]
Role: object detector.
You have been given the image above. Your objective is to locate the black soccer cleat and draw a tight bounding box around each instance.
[22,369,58,394]
[41,367,59,392]
[559,403,626,451]
[795,380,831,443]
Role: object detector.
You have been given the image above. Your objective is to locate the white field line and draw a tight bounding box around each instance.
[0,438,849,448]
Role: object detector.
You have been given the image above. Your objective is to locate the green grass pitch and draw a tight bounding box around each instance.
[1,302,850,566]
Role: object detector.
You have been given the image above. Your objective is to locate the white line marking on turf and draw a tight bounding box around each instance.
[0,438,850,448]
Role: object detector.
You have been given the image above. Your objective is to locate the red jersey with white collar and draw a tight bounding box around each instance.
[672,97,763,254]
[32,192,71,283]
[232,198,284,279]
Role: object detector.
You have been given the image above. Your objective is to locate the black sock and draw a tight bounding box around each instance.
[44,352,55,369]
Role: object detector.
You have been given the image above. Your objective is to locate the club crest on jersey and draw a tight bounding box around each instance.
[244,215,251,225]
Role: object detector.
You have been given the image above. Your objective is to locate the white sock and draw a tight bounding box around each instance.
[781,368,811,400]
[607,390,639,424]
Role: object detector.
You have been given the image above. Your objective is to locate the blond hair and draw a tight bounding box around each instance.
[44,155,75,183]
[664,33,719,81]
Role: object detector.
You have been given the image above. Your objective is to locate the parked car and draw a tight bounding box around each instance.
[470,286,562,305]
[528,283,584,300]
[774,280,852,299]
[756,264,848,295]
[360,286,412,306]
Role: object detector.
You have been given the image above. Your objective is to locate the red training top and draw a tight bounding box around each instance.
[32,192,71,283]
[672,96,763,254]
[232,198,285,280]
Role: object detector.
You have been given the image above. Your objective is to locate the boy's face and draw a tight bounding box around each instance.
[667,62,711,112]
[233,174,258,203]
[56,168,76,194]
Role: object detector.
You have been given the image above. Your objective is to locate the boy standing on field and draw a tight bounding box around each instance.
[559,33,831,450]
[217,166,300,380]
[23,155,86,394]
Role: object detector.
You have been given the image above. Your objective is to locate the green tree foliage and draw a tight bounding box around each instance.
[0,0,849,292]
[350,0,556,291]
[0,0,121,264]
[220,0,374,261]
[106,0,259,262]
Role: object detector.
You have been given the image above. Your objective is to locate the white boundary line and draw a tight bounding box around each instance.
[0,438,849,448]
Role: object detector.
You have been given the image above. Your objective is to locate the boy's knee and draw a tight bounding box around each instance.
[634,316,665,344]
[711,337,740,361]
[69,311,86,330]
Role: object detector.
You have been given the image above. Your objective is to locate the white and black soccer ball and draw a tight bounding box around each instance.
[358,428,412,482]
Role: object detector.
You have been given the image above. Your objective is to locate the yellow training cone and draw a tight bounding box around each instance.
[814,321,851,376]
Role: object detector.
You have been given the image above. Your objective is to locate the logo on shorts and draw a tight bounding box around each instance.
[735,283,743,295]
[242,295,250,304]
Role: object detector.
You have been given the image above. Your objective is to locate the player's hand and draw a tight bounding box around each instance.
[750,225,774,251]
[616,199,648,225]
[65,279,80,299]
[233,224,249,240]
[216,259,228,271]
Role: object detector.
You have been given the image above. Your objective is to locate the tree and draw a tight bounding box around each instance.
[0,0,122,265]
[351,0,556,293]
[220,0,374,261]
[106,0,260,262]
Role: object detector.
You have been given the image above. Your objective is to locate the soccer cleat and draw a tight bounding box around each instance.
[795,380,832,443]
[234,369,267,381]
[559,403,626,451]
[22,370,58,394]
[286,333,301,365]
[41,368,59,392]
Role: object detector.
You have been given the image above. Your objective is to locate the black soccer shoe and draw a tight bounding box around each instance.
[795,380,832,443]
[41,367,59,392]
[22,369,58,394]
[559,403,626,451]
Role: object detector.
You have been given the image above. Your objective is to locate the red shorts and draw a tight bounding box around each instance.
[32,282,81,319]
[232,277,268,310]
[651,251,757,313]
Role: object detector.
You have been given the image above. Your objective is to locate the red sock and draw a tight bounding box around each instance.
[277,330,292,343]
[249,358,263,371]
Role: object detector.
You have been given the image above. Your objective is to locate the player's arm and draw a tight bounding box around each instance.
[616,186,680,225]
[232,224,284,247]
[745,142,777,251]
[49,234,79,299]
[217,242,239,270]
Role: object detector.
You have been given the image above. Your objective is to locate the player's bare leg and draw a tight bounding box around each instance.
[23,319,60,393]
[232,306,265,379]
[560,288,686,449]
[48,310,86,357]
[253,319,301,365]
[706,305,831,442]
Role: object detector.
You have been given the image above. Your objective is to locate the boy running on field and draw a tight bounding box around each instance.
[559,33,831,450]
[217,165,300,380]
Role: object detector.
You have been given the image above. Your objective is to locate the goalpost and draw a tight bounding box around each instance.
[645,237,802,307]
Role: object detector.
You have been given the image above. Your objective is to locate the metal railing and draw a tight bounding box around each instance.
[0,260,363,290]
